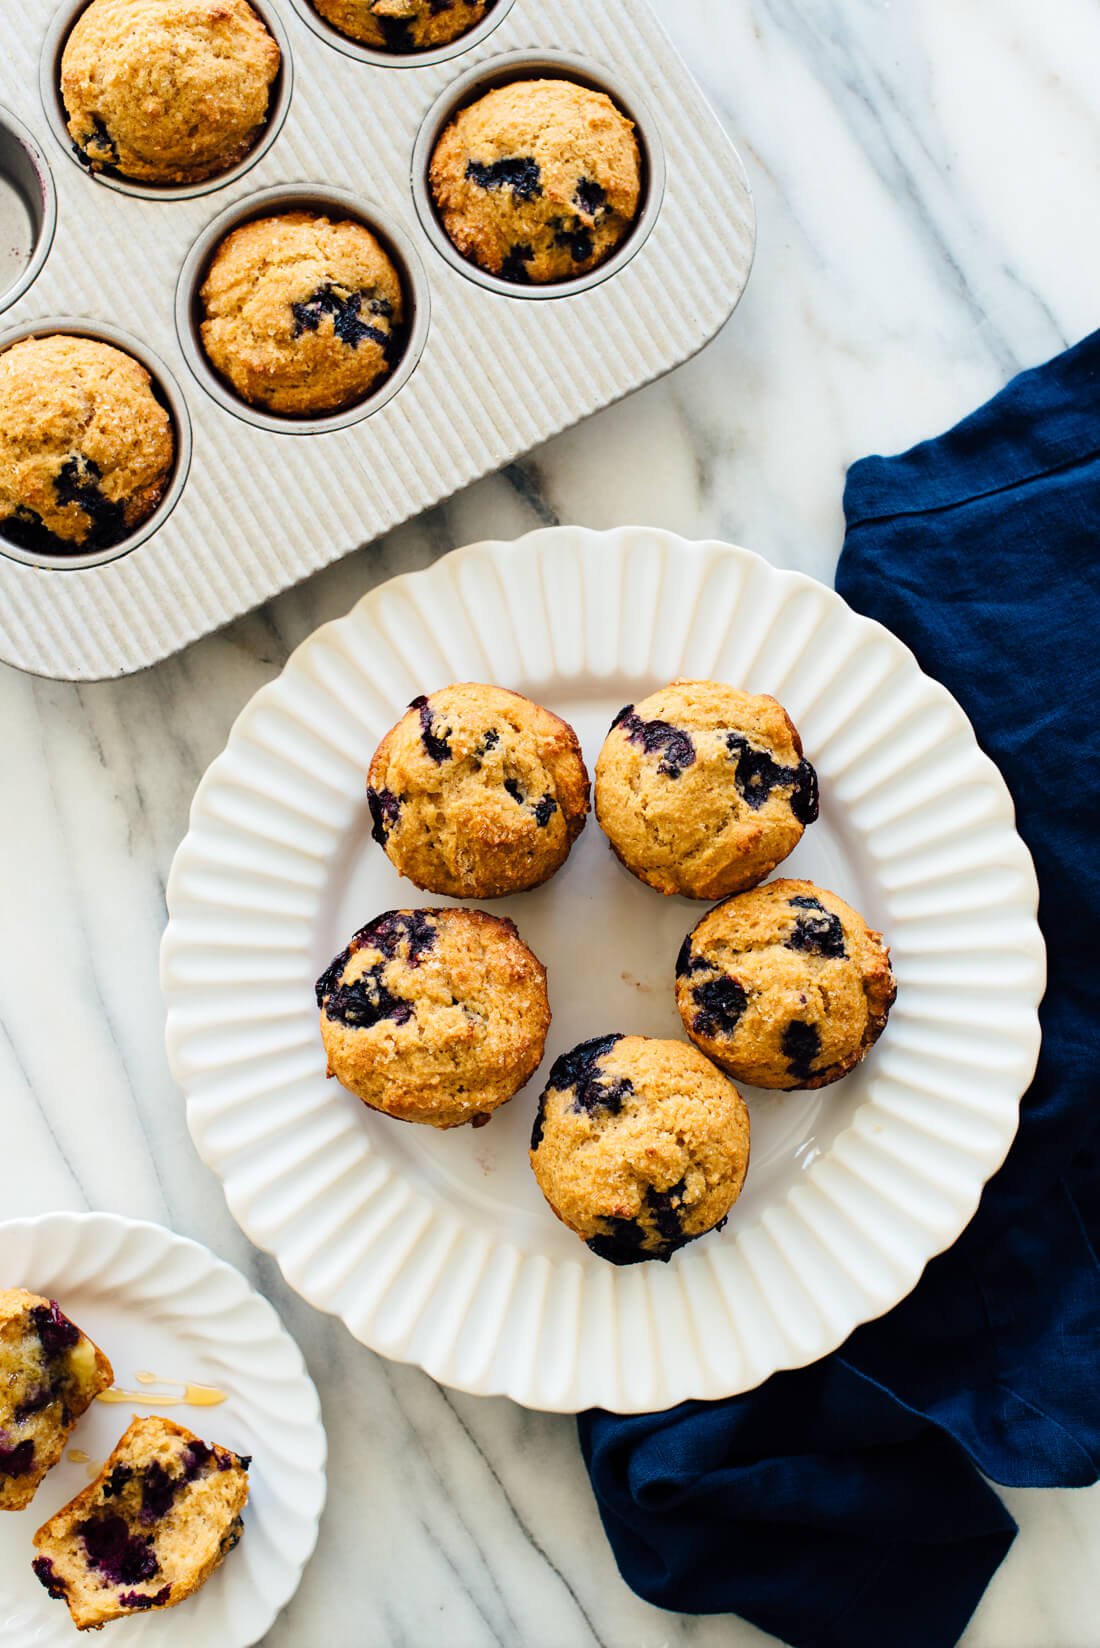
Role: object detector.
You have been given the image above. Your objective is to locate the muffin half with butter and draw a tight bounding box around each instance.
[60,0,281,186]
[198,211,405,416]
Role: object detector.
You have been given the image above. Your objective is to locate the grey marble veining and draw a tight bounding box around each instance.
[3,0,1099,1642]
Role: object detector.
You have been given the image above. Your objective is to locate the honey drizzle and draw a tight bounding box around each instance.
[96,1373,227,1408]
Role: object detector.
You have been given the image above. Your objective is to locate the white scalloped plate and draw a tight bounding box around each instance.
[162,527,1044,1413]
[0,1214,325,1644]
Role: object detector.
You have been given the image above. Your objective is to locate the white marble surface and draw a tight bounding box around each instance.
[3,0,1099,1642]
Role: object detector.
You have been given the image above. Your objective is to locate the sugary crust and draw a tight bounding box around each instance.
[0,335,174,550]
[199,212,404,415]
[318,907,551,1128]
[676,878,896,1090]
[312,0,491,48]
[33,1415,249,1630]
[60,0,280,185]
[529,1035,750,1262]
[594,679,816,900]
[368,683,590,898]
[0,1289,113,1513]
[429,78,641,283]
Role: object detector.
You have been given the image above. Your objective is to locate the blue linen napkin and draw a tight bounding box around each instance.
[579,329,1100,1648]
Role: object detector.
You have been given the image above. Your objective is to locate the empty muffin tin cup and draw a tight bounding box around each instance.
[39,0,294,201]
[0,105,57,315]
[412,48,666,300]
[175,183,431,435]
[286,0,517,69]
[0,316,193,571]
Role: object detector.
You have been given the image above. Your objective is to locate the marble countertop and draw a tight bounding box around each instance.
[3,0,1098,1642]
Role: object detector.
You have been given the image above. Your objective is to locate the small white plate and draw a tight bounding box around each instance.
[0,1214,325,1645]
[162,526,1044,1413]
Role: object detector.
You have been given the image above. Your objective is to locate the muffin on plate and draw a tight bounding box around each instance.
[317,907,550,1128]
[313,0,492,50]
[429,78,642,283]
[32,1415,249,1630]
[60,0,280,186]
[594,679,818,900]
[199,212,404,416]
[0,1291,113,1512]
[676,879,896,1090]
[0,334,174,556]
[529,1034,750,1264]
[368,684,590,898]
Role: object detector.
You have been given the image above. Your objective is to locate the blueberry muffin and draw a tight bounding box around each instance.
[0,335,174,555]
[529,1035,749,1264]
[32,1415,249,1630]
[61,0,280,186]
[0,1291,113,1512]
[676,879,896,1090]
[199,212,404,416]
[429,79,642,284]
[594,679,818,900]
[317,907,550,1128]
[313,0,492,50]
[368,684,590,898]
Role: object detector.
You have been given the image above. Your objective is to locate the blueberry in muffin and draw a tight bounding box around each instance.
[529,1035,749,1264]
[0,1291,113,1512]
[367,684,590,898]
[199,212,405,416]
[32,1415,249,1630]
[675,878,896,1090]
[429,78,642,284]
[0,335,174,555]
[312,0,493,50]
[317,907,550,1128]
[60,0,280,186]
[594,679,818,900]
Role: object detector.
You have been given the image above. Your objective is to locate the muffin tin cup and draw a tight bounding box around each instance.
[38,0,294,203]
[0,316,193,571]
[411,48,667,301]
[0,105,57,315]
[175,184,431,435]
[285,0,519,69]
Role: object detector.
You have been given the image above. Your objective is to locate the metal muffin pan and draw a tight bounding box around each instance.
[285,0,518,70]
[0,105,56,315]
[0,0,755,679]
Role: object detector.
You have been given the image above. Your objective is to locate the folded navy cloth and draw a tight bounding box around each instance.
[580,330,1100,1648]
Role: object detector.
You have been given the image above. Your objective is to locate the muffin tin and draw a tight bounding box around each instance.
[0,0,755,679]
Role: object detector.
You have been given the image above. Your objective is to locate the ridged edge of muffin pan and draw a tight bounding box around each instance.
[283,0,517,70]
[38,0,294,202]
[174,183,432,435]
[0,315,193,571]
[411,48,667,301]
[0,105,57,315]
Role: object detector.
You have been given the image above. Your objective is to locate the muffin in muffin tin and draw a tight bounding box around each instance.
[676,879,896,1090]
[429,77,642,284]
[198,211,405,416]
[0,334,175,555]
[317,907,550,1129]
[312,0,494,51]
[60,0,281,187]
[594,678,819,900]
[529,1034,750,1265]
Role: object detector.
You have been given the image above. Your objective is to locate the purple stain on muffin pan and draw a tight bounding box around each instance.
[31,1301,80,1358]
[0,1437,35,1476]
[118,1585,172,1610]
[781,1019,821,1081]
[612,706,696,779]
[465,157,542,200]
[367,785,402,846]
[692,975,748,1039]
[290,286,392,355]
[78,1517,160,1585]
[409,695,452,763]
[786,894,847,960]
[33,1556,68,1599]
